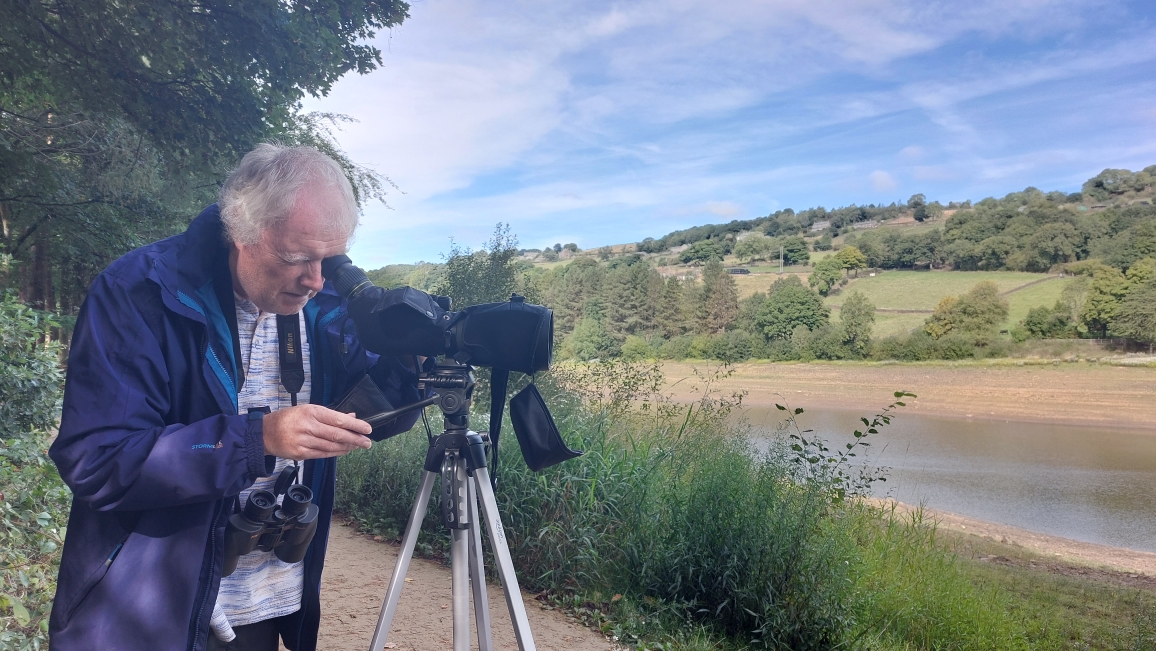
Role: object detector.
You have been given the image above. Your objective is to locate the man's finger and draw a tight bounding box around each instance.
[312,423,373,449]
[300,442,359,459]
[311,406,373,435]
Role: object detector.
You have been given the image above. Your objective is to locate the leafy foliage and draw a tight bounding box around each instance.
[436,223,520,309]
[839,291,876,356]
[923,281,1008,339]
[0,294,70,649]
[808,257,843,296]
[755,276,829,341]
[1,0,407,315]
[336,361,926,649]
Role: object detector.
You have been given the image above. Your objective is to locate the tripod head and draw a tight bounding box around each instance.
[360,360,475,432]
[420,361,476,431]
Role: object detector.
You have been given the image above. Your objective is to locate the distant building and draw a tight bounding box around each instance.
[809,220,831,233]
[852,221,879,230]
[727,268,751,275]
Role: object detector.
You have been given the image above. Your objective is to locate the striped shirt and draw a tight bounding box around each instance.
[210,296,311,641]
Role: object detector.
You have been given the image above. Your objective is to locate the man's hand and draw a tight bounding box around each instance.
[262,405,373,460]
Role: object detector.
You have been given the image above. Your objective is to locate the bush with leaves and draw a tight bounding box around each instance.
[755,276,829,341]
[0,294,70,649]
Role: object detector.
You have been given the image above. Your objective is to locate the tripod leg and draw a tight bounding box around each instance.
[468,481,494,651]
[368,470,437,651]
[471,468,537,651]
[451,526,471,651]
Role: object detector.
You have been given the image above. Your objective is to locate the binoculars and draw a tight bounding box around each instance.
[222,482,319,577]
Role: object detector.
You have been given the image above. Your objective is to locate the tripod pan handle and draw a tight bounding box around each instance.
[364,394,441,429]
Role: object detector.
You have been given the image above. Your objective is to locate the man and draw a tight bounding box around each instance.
[49,144,424,650]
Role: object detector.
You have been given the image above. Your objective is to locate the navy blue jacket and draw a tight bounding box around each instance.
[48,206,422,651]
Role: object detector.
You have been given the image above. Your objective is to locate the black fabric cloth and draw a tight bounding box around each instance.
[206,618,280,651]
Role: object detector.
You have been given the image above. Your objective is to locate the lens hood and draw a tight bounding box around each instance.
[448,296,553,374]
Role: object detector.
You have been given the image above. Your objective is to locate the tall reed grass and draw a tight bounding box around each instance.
[334,361,1066,649]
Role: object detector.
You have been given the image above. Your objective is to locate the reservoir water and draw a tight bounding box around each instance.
[743,406,1156,553]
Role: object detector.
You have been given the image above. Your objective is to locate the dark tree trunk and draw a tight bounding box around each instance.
[29,222,54,312]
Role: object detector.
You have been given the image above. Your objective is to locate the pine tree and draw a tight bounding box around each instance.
[697,261,739,333]
[655,276,688,338]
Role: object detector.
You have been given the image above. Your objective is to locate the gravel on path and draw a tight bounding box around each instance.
[316,522,614,651]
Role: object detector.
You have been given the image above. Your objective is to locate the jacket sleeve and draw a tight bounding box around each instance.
[49,273,268,512]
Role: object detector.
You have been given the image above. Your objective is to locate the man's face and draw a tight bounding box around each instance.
[231,186,350,315]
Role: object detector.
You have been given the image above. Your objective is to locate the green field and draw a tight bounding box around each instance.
[823,271,1076,337]
[1005,276,1074,325]
[849,310,929,338]
[827,271,1047,311]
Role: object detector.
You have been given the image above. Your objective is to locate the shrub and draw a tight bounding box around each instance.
[336,363,875,648]
[0,294,70,649]
[870,331,939,361]
[705,330,755,363]
[936,332,978,360]
[805,324,849,360]
[658,335,694,360]
[619,335,655,361]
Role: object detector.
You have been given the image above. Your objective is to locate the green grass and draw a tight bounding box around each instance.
[823,272,1076,337]
[855,310,929,338]
[335,362,1156,650]
[1005,276,1075,326]
[828,271,1048,312]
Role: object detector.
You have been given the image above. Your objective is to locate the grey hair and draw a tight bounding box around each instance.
[219,143,359,246]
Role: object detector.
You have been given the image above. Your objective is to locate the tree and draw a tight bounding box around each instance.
[733,233,773,263]
[561,299,618,360]
[908,194,927,221]
[924,281,1009,338]
[840,291,875,356]
[808,257,843,296]
[438,223,519,308]
[1080,266,1129,337]
[655,276,689,338]
[781,236,810,266]
[1019,302,1074,339]
[1018,222,1079,272]
[2,0,406,312]
[924,296,959,339]
[834,246,868,276]
[735,291,767,335]
[1112,280,1156,347]
[679,239,725,264]
[697,260,738,333]
[754,276,829,340]
[602,260,661,338]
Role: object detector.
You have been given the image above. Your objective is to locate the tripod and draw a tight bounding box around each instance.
[366,361,536,651]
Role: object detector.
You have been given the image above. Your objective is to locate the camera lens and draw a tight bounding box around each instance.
[243,490,277,522]
[281,485,313,517]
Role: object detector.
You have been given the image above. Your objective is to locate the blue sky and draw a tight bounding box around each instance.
[302,0,1156,267]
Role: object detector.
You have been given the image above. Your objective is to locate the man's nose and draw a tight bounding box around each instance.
[301,261,324,292]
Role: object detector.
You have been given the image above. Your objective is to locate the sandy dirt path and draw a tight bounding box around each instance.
[663,361,1156,429]
[316,522,613,651]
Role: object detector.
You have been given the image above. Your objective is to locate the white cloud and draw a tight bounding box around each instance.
[869,170,899,191]
[898,146,924,161]
[299,0,1155,263]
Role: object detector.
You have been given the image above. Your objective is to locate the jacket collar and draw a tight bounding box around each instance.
[148,204,231,324]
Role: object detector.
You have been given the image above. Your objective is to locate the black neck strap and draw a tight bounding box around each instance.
[277,313,305,406]
[212,263,305,406]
